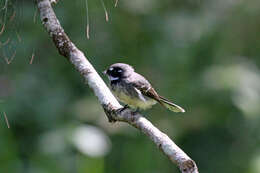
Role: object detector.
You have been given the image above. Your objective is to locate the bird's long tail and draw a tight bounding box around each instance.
[158,96,185,113]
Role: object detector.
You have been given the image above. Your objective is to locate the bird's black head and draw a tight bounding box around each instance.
[104,63,134,82]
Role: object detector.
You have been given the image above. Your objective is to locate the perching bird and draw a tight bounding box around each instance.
[103,63,185,113]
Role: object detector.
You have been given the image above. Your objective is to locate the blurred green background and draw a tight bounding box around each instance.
[1,0,260,172]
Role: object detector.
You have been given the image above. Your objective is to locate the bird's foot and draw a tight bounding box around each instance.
[107,115,117,123]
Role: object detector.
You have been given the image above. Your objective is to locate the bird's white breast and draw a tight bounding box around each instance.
[112,89,157,110]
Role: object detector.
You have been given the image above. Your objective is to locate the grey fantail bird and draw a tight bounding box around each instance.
[103,63,185,113]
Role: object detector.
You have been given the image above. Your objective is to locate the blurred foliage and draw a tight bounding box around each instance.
[1,0,260,173]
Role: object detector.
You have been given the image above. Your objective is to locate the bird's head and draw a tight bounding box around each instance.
[103,63,134,82]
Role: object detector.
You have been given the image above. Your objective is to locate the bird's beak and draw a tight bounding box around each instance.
[102,70,107,75]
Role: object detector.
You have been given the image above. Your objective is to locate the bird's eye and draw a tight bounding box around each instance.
[108,67,123,78]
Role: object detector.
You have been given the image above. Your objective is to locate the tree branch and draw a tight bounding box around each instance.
[36,0,199,172]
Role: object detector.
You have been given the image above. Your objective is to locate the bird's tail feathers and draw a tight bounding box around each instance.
[158,96,185,113]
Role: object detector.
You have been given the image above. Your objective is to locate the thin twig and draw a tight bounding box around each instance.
[85,0,90,39]
[3,112,10,128]
[114,0,119,7]
[2,0,9,10]
[0,23,5,35]
[1,0,9,35]
[100,0,109,22]
[30,51,35,64]
[33,6,38,23]
[4,50,16,64]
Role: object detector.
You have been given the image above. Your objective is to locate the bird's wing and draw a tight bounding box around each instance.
[131,75,185,113]
[130,76,161,102]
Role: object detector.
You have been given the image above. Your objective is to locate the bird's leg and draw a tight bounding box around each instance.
[107,115,117,123]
